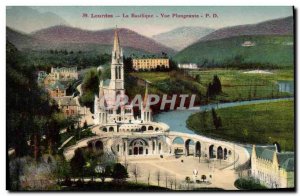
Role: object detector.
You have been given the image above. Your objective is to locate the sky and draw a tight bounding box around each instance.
[7,6,293,37]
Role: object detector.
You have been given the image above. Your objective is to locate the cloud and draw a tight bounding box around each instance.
[6,6,69,33]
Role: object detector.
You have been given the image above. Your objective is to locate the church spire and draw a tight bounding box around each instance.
[113,26,121,59]
[143,82,149,108]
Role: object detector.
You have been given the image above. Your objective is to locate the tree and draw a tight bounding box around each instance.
[83,120,88,129]
[211,108,222,130]
[80,68,101,111]
[168,178,174,189]
[206,75,222,99]
[206,82,213,99]
[212,75,222,94]
[111,163,128,182]
[174,178,177,190]
[123,57,133,73]
[99,165,112,182]
[70,149,86,179]
[131,164,140,183]
[185,176,191,189]
[202,109,208,130]
[201,175,207,182]
[147,171,151,186]
[156,170,161,186]
[55,155,71,183]
[46,112,67,154]
[242,129,249,142]
[195,74,201,83]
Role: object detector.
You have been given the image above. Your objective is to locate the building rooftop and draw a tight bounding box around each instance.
[254,145,294,171]
[48,81,67,90]
[132,56,169,59]
[255,145,276,159]
[277,153,294,171]
[54,96,77,106]
[51,66,77,72]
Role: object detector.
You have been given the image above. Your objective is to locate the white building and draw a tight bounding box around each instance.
[178,63,198,69]
[241,41,255,47]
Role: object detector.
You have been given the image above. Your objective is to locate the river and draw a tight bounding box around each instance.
[154,97,294,135]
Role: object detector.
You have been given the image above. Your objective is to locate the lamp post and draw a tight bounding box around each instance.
[193,169,198,183]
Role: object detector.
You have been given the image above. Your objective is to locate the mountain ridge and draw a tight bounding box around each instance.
[7,25,175,55]
[30,25,175,55]
[199,16,293,42]
[152,26,215,51]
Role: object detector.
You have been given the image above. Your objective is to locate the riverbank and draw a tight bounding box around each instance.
[186,99,294,151]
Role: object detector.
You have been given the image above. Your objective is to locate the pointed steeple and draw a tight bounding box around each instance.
[143,82,149,108]
[113,26,121,59]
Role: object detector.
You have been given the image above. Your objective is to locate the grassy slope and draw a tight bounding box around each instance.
[130,69,293,104]
[189,69,293,102]
[186,100,294,151]
[129,71,202,102]
[174,35,294,68]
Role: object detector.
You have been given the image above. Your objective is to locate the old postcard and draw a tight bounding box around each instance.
[6,6,295,191]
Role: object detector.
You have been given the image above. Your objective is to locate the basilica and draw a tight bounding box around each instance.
[93,28,170,156]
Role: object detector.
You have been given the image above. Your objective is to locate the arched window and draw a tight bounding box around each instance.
[129,139,148,155]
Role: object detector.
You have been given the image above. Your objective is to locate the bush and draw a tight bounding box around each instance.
[234,178,267,190]
[111,163,128,182]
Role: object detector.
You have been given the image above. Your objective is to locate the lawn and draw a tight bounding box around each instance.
[130,69,294,105]
[188,69,294,102]
[130,72,171,83]
[186,100,294,151]
[128,71,202,103]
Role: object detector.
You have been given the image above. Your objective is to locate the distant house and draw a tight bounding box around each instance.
[42,66,78,87]
[54,96,79,117]
[37,71,48,85]
[46,81,67,98]
[251,145,294,188]
[241,41,255,47]
[178,63,198,69]
[51,66,78,81]
[132,58,169,71]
